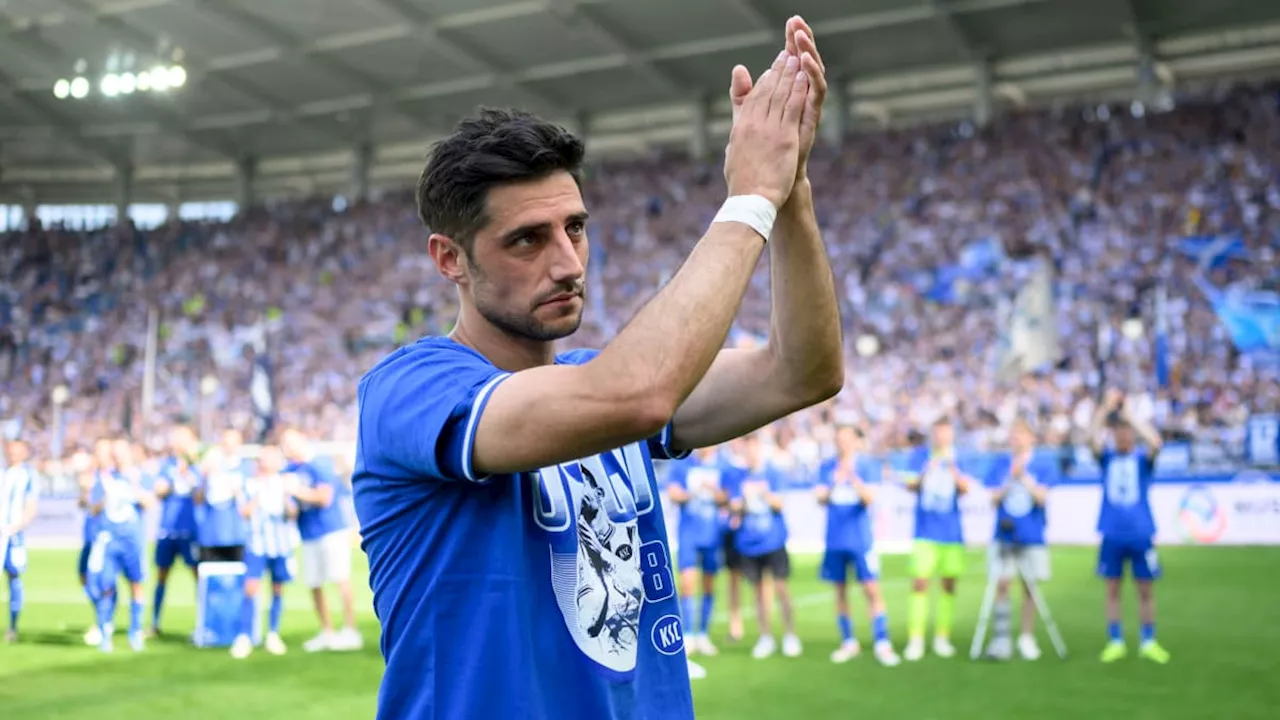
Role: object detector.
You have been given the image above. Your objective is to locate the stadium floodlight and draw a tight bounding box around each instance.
[69,76,90,99]
[169,65,187,88]
[137,70,152,92]
[53,78,71,99]
[120,72,137,95]
[150,65,170,91]
[101,73,121,97]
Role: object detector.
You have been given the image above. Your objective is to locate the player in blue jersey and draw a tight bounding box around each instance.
[281,427,361,653]
[352,17,843,719]
[80,439,116,646]
[984,419,1052,661]
[87,439,157,653]
[231,445,299,659]
[2,440,39,643]
[149,424,202,637]
[667,445,739,657]
[903,417,975,661]
[731,433,802,660]
[1089,389,1170,664]
[195,431,249,562]
[815,426,900,666]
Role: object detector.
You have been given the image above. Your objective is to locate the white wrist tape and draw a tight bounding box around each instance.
[712,195,776,242]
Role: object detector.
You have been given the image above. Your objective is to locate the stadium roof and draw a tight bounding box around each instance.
[3,0,1280,204]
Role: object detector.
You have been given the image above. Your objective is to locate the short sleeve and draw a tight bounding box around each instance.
[647,422,692,462]
[358,342,510,483]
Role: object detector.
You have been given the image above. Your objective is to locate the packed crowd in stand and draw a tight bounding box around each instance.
[2,82,1278,466]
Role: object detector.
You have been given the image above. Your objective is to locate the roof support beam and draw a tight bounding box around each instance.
[0,68,127,168]
[546,0,686,96]
[361,0,574,118]
[931,0,987,62]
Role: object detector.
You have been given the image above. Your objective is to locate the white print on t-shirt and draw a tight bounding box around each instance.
[531,442,677,673]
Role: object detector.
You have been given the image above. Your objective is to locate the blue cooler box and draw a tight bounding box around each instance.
[194,561,260,648]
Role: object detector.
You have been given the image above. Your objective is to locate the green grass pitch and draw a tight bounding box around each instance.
[3,546,1278,719]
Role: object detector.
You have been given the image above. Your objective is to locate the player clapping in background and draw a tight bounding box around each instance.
[149,425,202,637]
[667,445,739,658]
[984,419,1051,661]
[1090,389,1170,664]
[903,418,974,661]
[815,426,899,666]
[88,439,157,653]
[230,445,298,660]
[281,427,361,652]
[196,429,249,562]
[2,440,39,643]
[731,433,801,660]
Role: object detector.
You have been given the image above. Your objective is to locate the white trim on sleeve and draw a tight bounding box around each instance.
[459,373,512,482]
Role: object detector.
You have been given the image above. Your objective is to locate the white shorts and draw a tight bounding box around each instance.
[987,543,1051,583]
[300,530,352,589]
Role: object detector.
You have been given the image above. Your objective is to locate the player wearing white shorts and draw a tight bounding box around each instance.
[985,419,1051,661]
[281,428,361,652]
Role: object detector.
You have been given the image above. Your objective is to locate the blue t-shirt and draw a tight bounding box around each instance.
[290,461,348,541]
[732,464,787,557]
[818,456,876,553]
[158,456,199,538]
[992,456,1050,546]
[1096,449,1157,541]
[197,458,247,547]
[912,453,964,544]
[83,470,111,544]
[668,454,738,551]
[353,338,694,720]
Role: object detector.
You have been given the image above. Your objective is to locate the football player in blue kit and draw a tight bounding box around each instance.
[984,419,1052,661]
[1090,389,1170,664]
[351,16,843,719]
[732,433,802,660]
[87,439,157,652]
[149,424,203,637]
[80,439,116,647]
[815,425,899,666]
[667,445,741,657]
[2,439,39,643]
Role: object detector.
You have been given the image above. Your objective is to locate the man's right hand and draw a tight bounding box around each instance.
[723,50,808,208]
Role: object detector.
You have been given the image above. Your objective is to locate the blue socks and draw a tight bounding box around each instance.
[1140,622,1155,643]
[1108,621,1123,642]
[152,583,167,628]
[681,597,696,635]
[837,614,853,643]
[96,591,115,630]
[699,594,714,637]
[9,577,22,632]
[239,595,256,638]
[269,594,284,634]
[872,613,890,644]
[129,600,144,635]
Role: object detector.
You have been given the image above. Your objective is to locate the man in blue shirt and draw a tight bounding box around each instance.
[149,424,202,637]
[984,419,1052,661]
[815,425,899,666]
[282,427,361,653]
[729,433,801,660]
[903,418,974,661]
[88,439,157,653]
[666,445,740,657]
[2,439,39,643]
[353,18,844,720]
[1090,389,1170,664]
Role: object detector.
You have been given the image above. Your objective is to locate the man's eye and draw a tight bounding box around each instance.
[567,221,586,235]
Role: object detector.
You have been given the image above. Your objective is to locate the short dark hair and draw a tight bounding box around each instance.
[416,108,586,251]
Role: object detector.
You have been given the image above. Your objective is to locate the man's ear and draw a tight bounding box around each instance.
[429,232,468,284]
